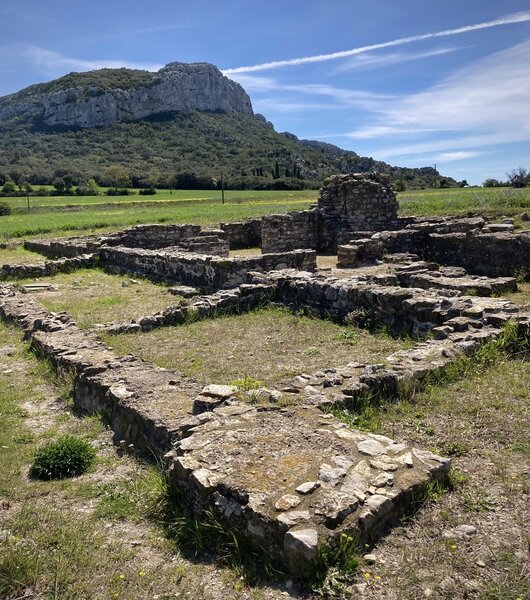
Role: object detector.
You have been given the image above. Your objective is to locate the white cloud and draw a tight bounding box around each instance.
[223,10,530,73]
[332,46,466,73]
[253,98,346,113]
[436,151,481,161]
[22,46,163,76]
[345,41,530,157]
[227,73,278,92]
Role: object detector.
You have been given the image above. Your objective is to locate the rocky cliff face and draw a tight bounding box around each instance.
[0,62,253,128]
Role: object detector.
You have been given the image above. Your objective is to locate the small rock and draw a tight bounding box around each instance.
[521,212,529,221]
[283,528,318,560]
[357,439,386,456]
[296,481,320,495]
[201,384,237,399]
[277,510,311,527]
[363,553,377,564]
[275,494,301,511]
[443,524,477,539]
[476,559,486,567]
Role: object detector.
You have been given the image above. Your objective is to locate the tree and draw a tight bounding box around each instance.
[53,177,66,193]
[483,178,501,188]
[393,179,406,192]
[2,181,16,194]
[103,165,131,191]
[506,167,529,188]
[86,178,99,195]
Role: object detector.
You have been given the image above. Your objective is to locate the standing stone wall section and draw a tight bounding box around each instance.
[261,211,320,253]
[261,173,399,253]
[104,224,204,249]
[220,219,262,249]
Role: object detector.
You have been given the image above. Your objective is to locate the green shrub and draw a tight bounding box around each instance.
[0,202,11,216]
[30,435,96,480]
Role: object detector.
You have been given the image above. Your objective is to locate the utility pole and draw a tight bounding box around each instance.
[220,170,225,205]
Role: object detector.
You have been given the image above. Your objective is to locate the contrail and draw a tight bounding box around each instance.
[223,11,530,74]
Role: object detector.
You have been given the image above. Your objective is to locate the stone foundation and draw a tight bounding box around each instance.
[0,285,456,576]
[99,246,316,290]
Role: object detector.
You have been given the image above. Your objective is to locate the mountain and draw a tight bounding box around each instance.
[0,63,456,189]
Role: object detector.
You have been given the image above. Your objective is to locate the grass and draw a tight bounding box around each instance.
[399,186,530,223]
[326,334,529,599]
[0,189,316,241]
[0,320,274,599]
[17,268,176,328]
[102,306,407,386]
[0,243,46,265]
[1,186,529,243]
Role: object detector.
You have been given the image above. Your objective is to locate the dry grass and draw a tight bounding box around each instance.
[0,321,289,599]
[342,357,530,600]
[103,306,407,386]
[506,281,530,311]
[17,268,175,328]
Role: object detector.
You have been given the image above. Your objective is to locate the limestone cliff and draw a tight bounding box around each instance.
[0,62,253,128]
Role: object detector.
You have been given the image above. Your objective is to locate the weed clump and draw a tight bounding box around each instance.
[30,435,96,480]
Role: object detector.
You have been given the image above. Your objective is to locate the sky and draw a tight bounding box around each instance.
[0,0,529,184]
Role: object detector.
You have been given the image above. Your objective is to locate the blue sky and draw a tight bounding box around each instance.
[1,0,529,184]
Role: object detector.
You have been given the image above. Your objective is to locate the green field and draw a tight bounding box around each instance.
[0,186,529,242]
[399,186,530,218]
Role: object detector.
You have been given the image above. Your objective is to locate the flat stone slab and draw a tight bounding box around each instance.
[169,285,200,298]
[169,404,450,575]
[20,283,58,293]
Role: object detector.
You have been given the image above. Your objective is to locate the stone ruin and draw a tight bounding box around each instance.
[1,172,529,578]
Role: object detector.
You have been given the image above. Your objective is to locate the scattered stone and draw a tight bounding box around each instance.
[275,494,301,511]
[295,481,320,495]
[443,524,477,539]
[357,439,386,457]
[201,384,237,399]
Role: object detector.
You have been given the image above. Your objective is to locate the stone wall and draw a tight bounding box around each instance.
[99,246,316,290]
[24,237,102,258]
[0,254,96,280]
[261,173,399,253]
[104,224,204,249]
[220,219,262,249]
[0,285,452,576]
[427,231,530,277]
[261,211,319,253]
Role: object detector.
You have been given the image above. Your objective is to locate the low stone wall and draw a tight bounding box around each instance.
[2,282,529,576]
[99,246,316,290]
[104,224,204,249]
[427,231,530,277]
[24,237,102,258]
[220,219,262,249]
[261,211,319,253]
[102,283,275,334]
[0,254,96,280]
[0,285,453,577]
[258,270,527,337]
